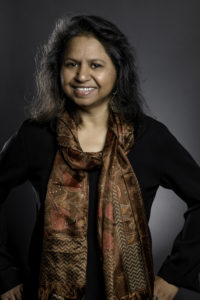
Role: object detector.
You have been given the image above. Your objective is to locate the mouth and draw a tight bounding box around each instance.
[72,86,97,96]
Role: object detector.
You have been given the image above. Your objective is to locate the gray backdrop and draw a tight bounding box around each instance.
[0,1,200,299]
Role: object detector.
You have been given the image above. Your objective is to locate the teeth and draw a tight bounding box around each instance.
[75,87,95,91]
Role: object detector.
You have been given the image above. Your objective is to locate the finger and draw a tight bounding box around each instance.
[7,294,16,300]
[15,290,23,300]
[1,294,14,300]
[11,294,17,300]
[8,291,18,300]
[16,287,23,300]
[19,286,23,293]
[13,287,23,300]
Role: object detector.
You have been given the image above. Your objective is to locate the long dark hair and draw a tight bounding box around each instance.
[29,14,150,131]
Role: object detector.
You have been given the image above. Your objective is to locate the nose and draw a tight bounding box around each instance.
[75,64,91,82]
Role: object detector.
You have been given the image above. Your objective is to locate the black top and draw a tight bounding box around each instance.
[0,114,200,299]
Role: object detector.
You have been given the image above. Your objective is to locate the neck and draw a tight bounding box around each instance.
[78,104,110,130]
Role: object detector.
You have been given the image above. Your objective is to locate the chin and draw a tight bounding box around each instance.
[66,93,109,109]
[72,97,99,107]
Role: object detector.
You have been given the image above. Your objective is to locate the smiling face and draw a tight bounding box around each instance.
[60,35,117,110]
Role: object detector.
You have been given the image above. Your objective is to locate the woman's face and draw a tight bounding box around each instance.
[60,35,117,109]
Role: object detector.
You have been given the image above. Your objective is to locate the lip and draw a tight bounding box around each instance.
[72,85,97,88]
[72,86,97,97]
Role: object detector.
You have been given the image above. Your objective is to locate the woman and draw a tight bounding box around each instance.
[0,15,200,300]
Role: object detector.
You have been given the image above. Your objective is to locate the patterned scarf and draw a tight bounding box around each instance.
[38,110,154,300]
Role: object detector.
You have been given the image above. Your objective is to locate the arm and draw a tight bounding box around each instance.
[0,121,29,295]
[156,122,200,293]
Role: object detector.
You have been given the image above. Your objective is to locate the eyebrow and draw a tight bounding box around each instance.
[63,57,106,63]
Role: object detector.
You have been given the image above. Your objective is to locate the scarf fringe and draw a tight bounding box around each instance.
[38,281,85,300]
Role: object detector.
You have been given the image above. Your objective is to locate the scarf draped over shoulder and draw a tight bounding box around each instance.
[38,110,154,300]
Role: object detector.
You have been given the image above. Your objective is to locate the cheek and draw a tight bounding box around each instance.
[60,74,64,88]
[60,69,72,86]
[97,70,116,88]
[60,72,70,96]
[110,67,117,86]
[60,69,66,88]
[110,72,117,88]
[105,65,117,88]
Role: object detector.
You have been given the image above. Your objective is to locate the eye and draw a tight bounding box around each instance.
[64,61,78,68]
[91,63,102,69]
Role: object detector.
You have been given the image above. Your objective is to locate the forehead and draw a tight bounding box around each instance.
[63,35,110,60]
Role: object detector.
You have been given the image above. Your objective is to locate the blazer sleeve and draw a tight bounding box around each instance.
[156,122,200,292]
[0,120,29,294]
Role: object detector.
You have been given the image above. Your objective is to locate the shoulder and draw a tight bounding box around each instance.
[135,114,194,162]
[135,113,170,143]
[17,117,56,139]
[16,117,56,151]
[18,118,55,135]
